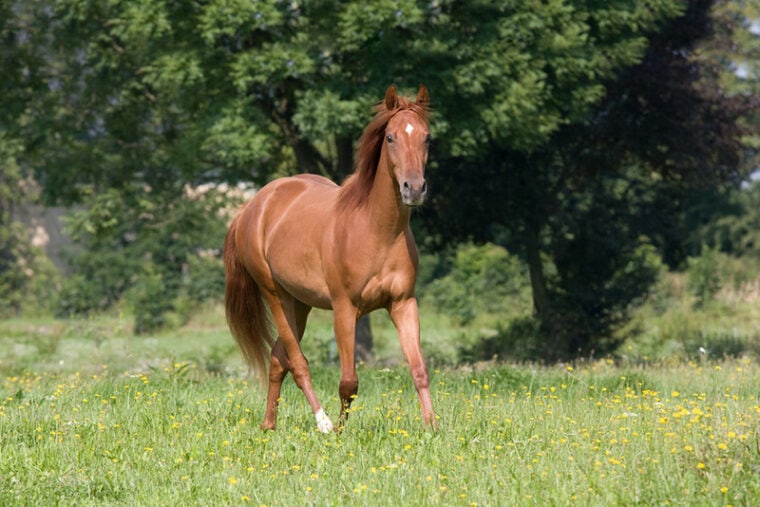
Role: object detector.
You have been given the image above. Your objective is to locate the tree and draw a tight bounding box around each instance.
[16,0,693,346]
[0,0,56,315]
[0,141,31,316]
[24,0,686,194]
[674,0,760,262]
[422,0,757,359]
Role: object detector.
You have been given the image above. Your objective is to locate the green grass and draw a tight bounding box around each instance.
[1,310,759,506]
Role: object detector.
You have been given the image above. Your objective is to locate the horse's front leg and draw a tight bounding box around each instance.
[389,297,438,430]
[332,302,359,429]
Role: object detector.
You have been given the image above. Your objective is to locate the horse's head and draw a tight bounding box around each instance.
[383,85,431,207]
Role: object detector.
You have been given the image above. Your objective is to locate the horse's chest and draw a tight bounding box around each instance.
[357,266,414,312]
[358,276,389,310]
[330,225,417,310]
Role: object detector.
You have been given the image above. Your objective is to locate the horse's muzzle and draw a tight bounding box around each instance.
[401,178,427,207]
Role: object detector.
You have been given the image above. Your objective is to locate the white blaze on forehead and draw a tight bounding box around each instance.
[405,123,415,135]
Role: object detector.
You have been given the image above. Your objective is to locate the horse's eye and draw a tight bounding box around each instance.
[386,134,394,143]
[424,134,431,145]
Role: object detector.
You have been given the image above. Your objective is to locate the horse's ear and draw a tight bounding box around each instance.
[384,84,398,110]
[416,84,430,109]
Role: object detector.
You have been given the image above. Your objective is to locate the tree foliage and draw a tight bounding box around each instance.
[25,0,686,198]
[55,184,232,331]
[420,0,758,358]
[0,0,59,316]
[4,1,757,351]
[423,243,531,326]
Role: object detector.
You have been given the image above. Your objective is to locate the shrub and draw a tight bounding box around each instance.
[55,184,236,331]
[0,222,61,317]
[55,250,139,317]
[686,245,723,307]
[422,243,531,326]
[173,253,226,324]
[181,253,226,305]
[460,316,543,363]
[129,267,173,334]
[425,276,474,325]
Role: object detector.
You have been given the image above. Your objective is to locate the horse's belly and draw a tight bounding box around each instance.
[275,274,333,310]
[264,223,333,309]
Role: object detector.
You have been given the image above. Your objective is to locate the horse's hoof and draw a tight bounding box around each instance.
[315,408,333,433]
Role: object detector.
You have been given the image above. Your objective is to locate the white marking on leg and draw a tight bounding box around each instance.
[405,123,414,135]
[315,408,333,433]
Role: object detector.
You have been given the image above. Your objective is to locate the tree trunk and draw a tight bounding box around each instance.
[335,135,354,180]
[256,91,329,175]
[292,138,328,174]
[525,225,549,319]
[524,223,566,360]
[355,314,374,363]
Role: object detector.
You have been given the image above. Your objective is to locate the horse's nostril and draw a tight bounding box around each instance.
[403,181,410,190]
[421,182,427,193]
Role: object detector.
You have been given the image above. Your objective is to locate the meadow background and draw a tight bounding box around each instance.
[2,276,759,506]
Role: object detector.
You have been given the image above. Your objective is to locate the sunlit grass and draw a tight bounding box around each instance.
[1,312,759,505]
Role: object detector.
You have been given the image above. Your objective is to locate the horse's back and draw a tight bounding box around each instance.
[293,173,338,187]
[244,174,338,224]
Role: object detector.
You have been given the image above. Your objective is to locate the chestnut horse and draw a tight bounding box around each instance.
[224,85,437,432]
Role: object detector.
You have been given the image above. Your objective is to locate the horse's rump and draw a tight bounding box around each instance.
[236,176,339,309]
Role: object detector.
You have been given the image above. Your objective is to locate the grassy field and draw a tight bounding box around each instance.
[1,309,759,506]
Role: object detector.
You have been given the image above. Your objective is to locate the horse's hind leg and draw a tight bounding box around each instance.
[261,339,288,431]
[261,301,311,431]
[263,293,331,432]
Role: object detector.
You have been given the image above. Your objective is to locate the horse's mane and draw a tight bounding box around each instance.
[337,96,428,211]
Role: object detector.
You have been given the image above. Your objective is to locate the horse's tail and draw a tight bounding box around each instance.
[224,215,274,387]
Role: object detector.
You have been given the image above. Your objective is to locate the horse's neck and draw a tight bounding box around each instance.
[364,149,410,237]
